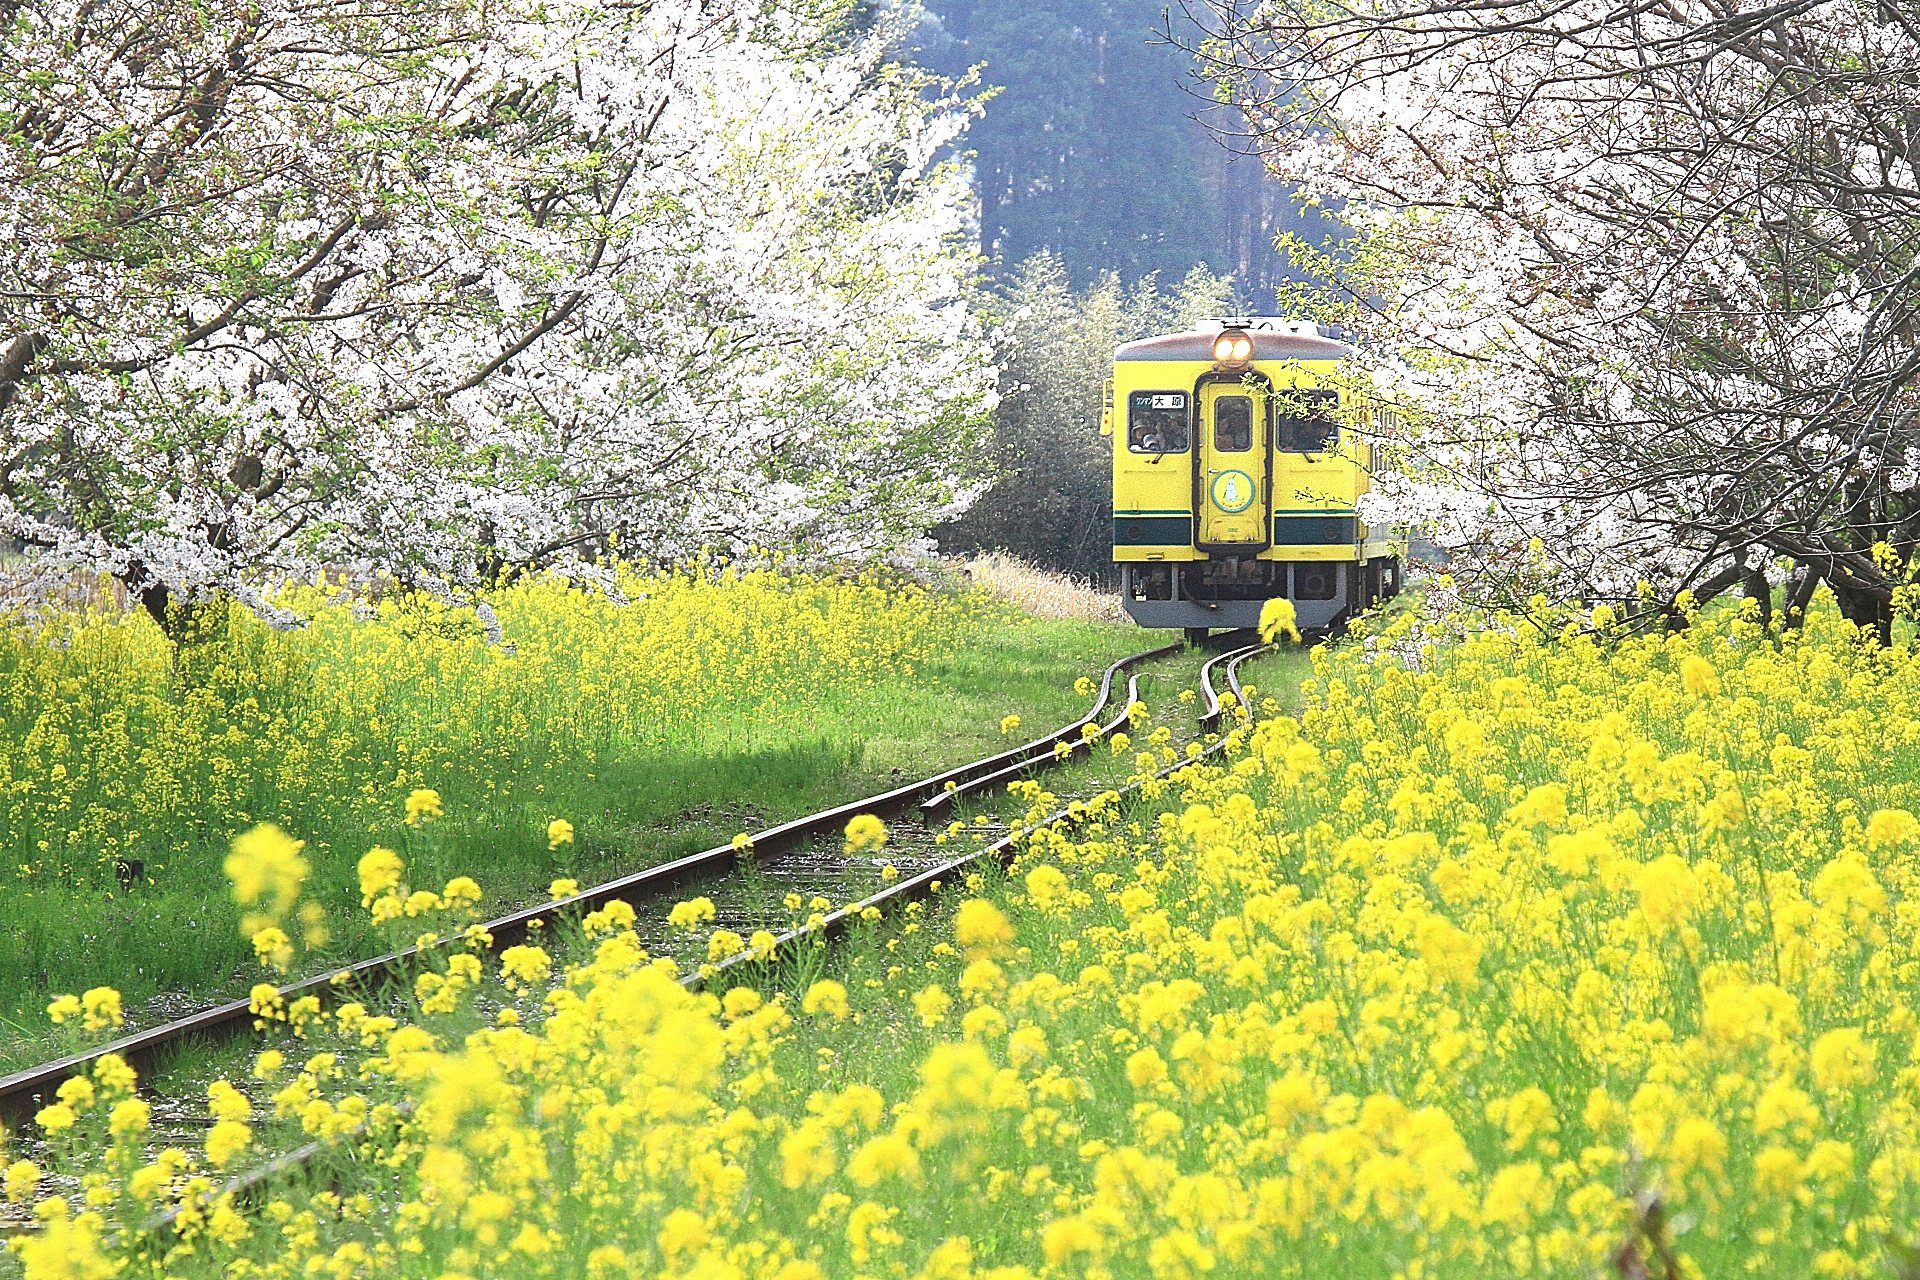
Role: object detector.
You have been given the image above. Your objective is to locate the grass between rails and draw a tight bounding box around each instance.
[0,563,1148,1053]
[13,598,1920,1278]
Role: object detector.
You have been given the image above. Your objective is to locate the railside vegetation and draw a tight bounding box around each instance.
[11,599,1918,1277]
[0,564,1140,1044]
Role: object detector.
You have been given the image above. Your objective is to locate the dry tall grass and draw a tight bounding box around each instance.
[961,552,1121,622]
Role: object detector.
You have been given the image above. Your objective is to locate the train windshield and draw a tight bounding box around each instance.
[1276,389,1340,452]
[1127,391,1189,453]
[1213,396,1253,452]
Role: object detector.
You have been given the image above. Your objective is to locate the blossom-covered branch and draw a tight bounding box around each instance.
[1193,0,1920,634]
[0,0,995,626]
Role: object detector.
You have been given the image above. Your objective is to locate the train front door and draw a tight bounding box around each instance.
[1195,380,1269,551]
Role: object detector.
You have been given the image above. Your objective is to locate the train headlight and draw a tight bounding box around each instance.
[1212,330,1254,366]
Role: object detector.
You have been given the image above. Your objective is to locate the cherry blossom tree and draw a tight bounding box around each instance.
[0,0,993,629]
[1194,0,1920,638]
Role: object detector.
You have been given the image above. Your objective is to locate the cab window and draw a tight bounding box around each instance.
[1213,396,1253,452]
[1276,389,1340,452]
[1127,391,1189,453]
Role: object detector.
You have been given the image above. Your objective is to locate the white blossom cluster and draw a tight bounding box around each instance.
[0,0,995,618]
[1206,0,1920,621]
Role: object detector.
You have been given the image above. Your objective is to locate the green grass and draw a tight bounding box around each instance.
[0,574,1151,1062]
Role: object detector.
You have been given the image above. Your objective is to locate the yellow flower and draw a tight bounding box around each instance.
[1414,914,1483,987]
[780,1120,835,1188]
[207,1079,251,1123]
[846,1132,922,1186]
[1025,864,1070,911]
[404,787,444,827]
[844,813,887,854]
[55,1076,94,1113]
[442,876,483,908]
[999,713,1022,735]
[224,822,309,920]
[803,980,850,1019]
[1864,808,1918,849]
[1258,596,1302,643]
[669,897,717,930]
[46,993,80,1025]
[1679,654,1720,696]
[1506,782,1568,828]
[582,899,635,937]
[1482,1160,1551,1230]
[106,1097,147,1143]
[657,1208,709,1258]
[1634,854,1701,932]
[1126,1047,1167,1088]
[205,1119,251,1167]
[913,984,952,1027]
[1043,1216,1104,1264]
[3,1159,40,1204]
[953,898,1014,956]
[1752,1145,1804,1201]
[79,987,123,1032]
[9,1199,114,1280]
[498,944,551,993]
[91,1053,135,1095]
[1668,1116,1728,1177]
[1809,1027,1876,1093]
[251,926,293,972]
[546,818,574,850]
[358,847,404,905]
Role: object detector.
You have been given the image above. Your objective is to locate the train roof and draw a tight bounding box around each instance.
[1114,326,1355,363]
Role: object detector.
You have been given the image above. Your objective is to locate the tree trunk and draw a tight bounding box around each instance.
[1743,565,1772,629]
[1782,567,1820,629]
[1831,578,1894,647]
[137,581,170,634]
[1664,562,1746,630]
[130,579,220,651]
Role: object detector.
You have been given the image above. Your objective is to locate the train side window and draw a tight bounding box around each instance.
[1127,391,1190,453]
[1213,396,1253,452]
[1276,389,1340,452]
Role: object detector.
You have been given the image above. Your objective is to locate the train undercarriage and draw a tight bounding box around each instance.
[1120,555,1400,638]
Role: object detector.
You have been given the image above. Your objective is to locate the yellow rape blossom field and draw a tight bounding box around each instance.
[0,562,1138,1043]
[8,599,1920,1279]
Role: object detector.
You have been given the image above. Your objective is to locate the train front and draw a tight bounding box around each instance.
[1105,319,1401,639]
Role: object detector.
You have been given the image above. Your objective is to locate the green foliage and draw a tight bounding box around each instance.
[938,253,1233,584]
[919,1,1330,294]
[0,571,1136,1055]
[919,1,1214,283]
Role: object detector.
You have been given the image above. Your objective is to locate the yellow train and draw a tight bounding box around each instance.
[1104,318,1402,639]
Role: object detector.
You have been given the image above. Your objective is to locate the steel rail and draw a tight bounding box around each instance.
[141,643,1272,1227]
[918,668,1150,819]
[1225,644,1264,708]
[701,642,1273,989]
[1198,638,1270,733]
[0,643,1178,1126]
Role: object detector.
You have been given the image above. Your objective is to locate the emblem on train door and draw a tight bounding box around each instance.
[1210,469,1255,514]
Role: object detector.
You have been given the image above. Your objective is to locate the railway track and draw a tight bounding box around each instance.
[1,634,1275,1235]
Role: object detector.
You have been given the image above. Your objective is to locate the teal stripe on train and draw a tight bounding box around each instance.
[1273,515,1358,544]
[1113,515,1192,546]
